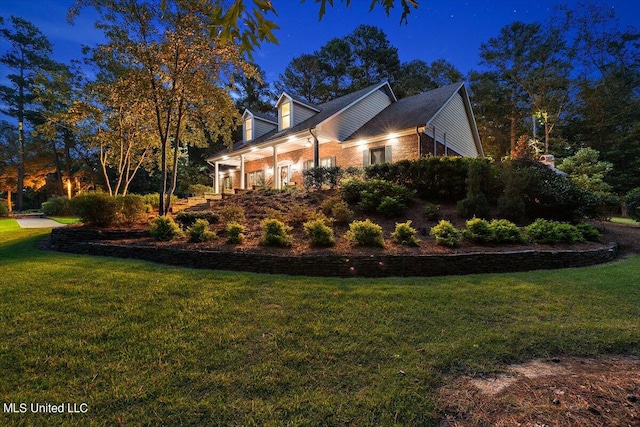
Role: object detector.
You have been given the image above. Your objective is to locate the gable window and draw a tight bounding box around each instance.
[244,118,253,141]
[280,101,291,129]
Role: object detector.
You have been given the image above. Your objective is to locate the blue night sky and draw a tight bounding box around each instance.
[1,0,640,83]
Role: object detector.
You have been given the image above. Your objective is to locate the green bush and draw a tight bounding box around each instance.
[391,220,419,246]
[116,194,147,224]
[457,160,491,219]
[260,218,293,247]
[342,178,414,217]
[149,216,183,241]
[142,193,179,211]
[41,196,74,216]
[489,219,525,243]
[497,161,528,222]
[463,217,492,244]
[187,219,217,243]
[187,184,215,196]
[322,196,353,224]
[424,203,440,221]
[0,199,8,216]
[430,220,460,247]
[71,192,118,227]
[303,219,335,247]
[226,222,246,244]
[625,188,640,221]
[303,166,344,190]
[576,222,601,241]
[514,160,601,221]
[525,219,585,244]
[345,219,385,248]
[220,204,245,224]
[286,204,314,225]
[376,196,407,218]
[175,211,219,228]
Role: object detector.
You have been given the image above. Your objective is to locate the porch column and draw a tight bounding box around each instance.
[272,145,279,190]
[214,162,220,194]
[240,154,245,189]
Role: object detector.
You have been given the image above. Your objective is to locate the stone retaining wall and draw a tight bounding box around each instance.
[50,227,618,278]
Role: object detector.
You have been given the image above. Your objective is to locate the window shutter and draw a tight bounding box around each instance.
[363,150,370,167]
[385,145,392,163]
[330,156,336,167]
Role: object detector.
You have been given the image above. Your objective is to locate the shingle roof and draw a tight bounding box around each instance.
[216,82,393,155]
[252,111,277,123]
[344,82,464,141]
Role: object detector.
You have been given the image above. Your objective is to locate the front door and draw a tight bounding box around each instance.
[278,164,290,188]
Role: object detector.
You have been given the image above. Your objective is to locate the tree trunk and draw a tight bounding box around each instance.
[510,116,517,157]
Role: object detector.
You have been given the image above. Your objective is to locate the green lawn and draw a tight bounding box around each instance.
[48,217,81,225]
[1,228,639,426]
[0,218,21,232]
[610,216,640,226]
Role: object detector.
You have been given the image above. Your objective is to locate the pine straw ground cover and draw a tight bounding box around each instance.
[141,190,607,256]
[1,226,639,426]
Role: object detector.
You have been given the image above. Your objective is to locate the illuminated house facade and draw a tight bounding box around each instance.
[206,81,483,193]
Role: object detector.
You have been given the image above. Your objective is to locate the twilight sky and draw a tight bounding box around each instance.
[1,0,639,84]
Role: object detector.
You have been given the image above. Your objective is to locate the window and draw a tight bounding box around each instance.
[364,146,392,166]
[222,176,233,190]
[370,147,386,165]
[303,157,336,170]
[244,118,253,141]
[280,101,291,129]
[246,170,264,188]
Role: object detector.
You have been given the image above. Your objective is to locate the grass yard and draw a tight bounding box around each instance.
[0,218,21,232]
[610,216,640,226]
[48,217,81,225]
[0,228,639,426]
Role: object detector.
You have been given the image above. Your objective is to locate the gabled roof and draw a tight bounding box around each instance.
[345,82,465,141]
[220,81,395,154]
[275,92,320,112]
[243,109,277,124]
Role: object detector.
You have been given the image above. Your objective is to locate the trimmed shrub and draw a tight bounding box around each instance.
[42,196,74,216]
[391,220,419,246]
[226,222,246,244]
[187,219,217,243]
[149,216,183,241]
[463,217,493,244]
[525,219,585,244]
[220,204,245,224]
[430,220,460,247]
[0,199,8,216]
[497,161,528,222]
[303,166,344,190]
[303,219,335,247]
[576,222,601,241]
[342,178,415,217]
[424,203,441,221]
[142,193,179,211]
[321,196,353,224]
[116,194,147,224]
[625,188,640,221]
[286,204,314,226]
[260,218,293,247]
[187,184,215,196]
[489,219,525,243]
[175,211,219,228]
[458,160,491,219]
[71,192,118,227]
[376,196,407,218]
[345,219,385,248]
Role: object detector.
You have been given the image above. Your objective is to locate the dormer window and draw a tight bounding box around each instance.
[244,117,253,141]
[280,101,291,129]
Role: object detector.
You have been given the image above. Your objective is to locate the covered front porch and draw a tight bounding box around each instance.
[207,130,330,194]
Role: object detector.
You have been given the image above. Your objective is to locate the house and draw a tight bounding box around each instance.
[206,81,483,193]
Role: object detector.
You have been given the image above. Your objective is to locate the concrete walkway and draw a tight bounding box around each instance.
[15,218,67,228]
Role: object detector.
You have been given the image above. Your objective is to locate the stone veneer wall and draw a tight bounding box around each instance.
[50,228,618,278]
